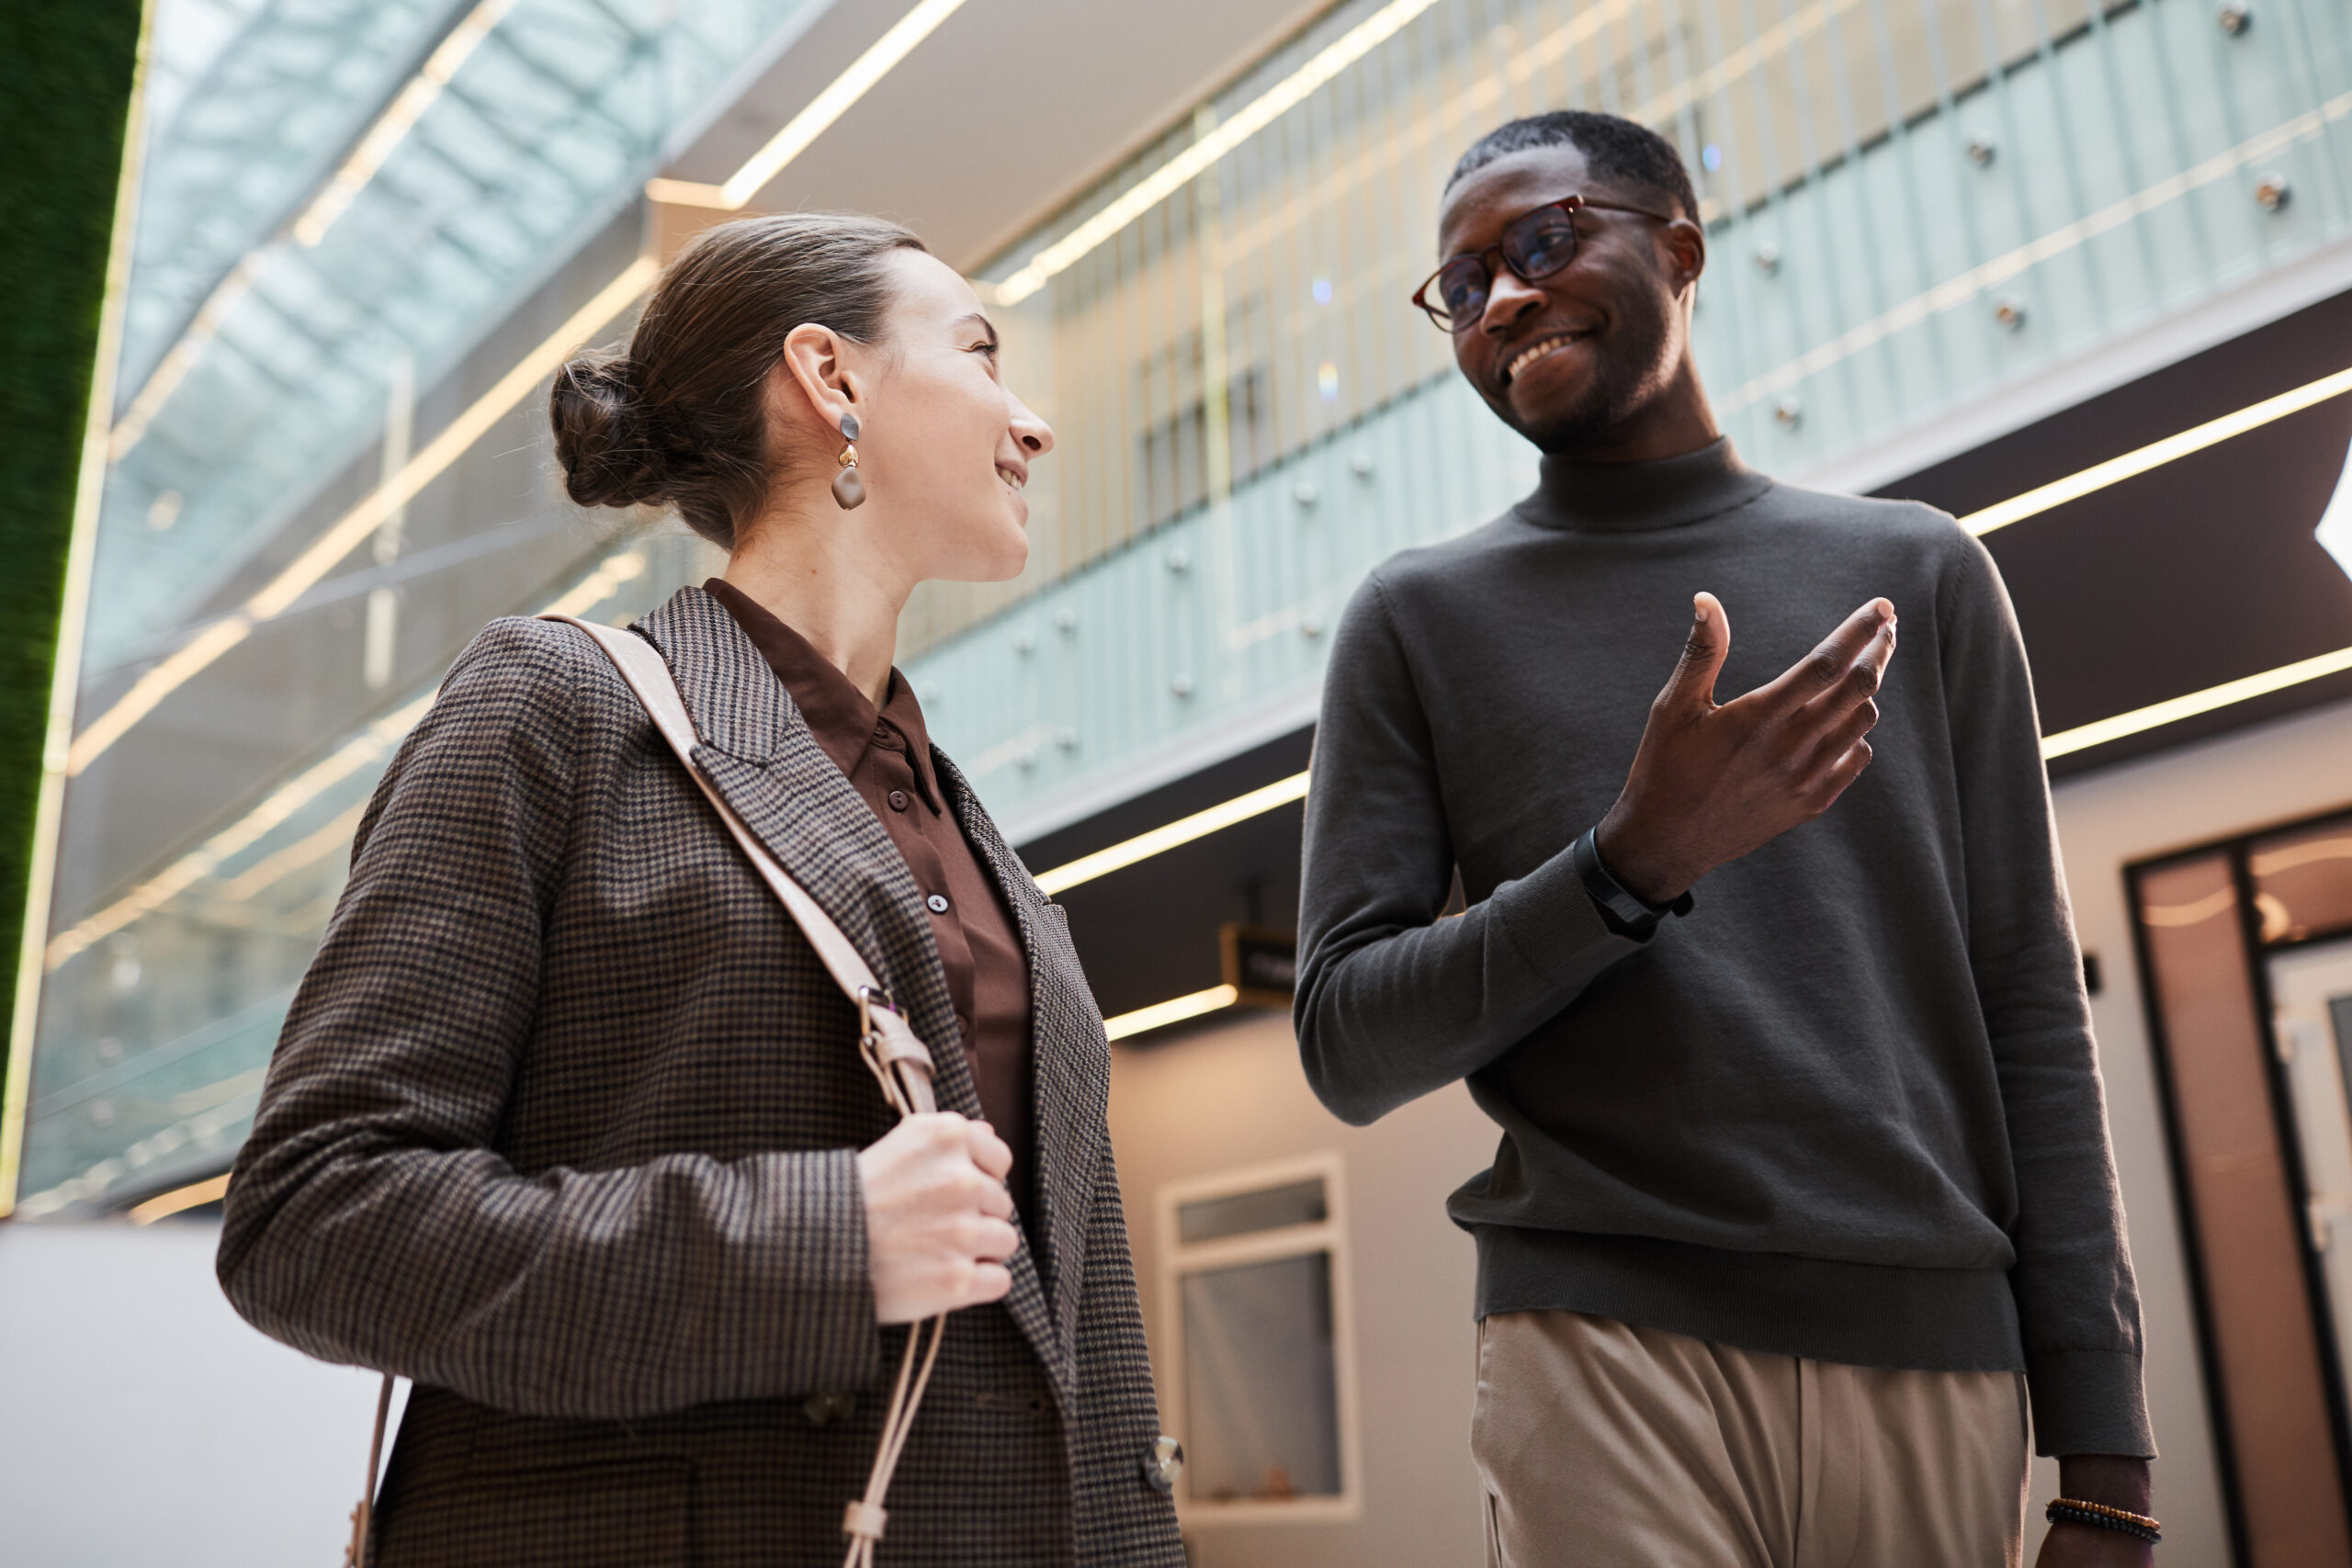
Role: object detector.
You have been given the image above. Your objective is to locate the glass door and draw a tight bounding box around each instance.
[2268,936,2352,1414]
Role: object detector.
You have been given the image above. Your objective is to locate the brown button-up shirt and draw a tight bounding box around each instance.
[705,580,1035,1208]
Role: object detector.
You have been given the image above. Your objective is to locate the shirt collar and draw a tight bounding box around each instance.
[701,578,943,809]
[1523,435,1773,534]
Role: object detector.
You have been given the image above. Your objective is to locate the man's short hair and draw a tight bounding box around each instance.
[1446,110,1699,222]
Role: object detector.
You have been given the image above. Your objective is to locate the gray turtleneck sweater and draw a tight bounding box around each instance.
[1294,438,2151,1459]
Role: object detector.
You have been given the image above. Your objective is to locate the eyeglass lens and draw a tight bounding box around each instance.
[1431,204,1582,327]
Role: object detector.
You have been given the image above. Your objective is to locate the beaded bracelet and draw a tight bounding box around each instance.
[2045,1497,2162,1545]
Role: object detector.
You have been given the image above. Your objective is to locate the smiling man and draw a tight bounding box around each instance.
[1295,112,2156,1566]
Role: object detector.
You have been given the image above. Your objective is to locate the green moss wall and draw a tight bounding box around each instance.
[0,3,145,1092]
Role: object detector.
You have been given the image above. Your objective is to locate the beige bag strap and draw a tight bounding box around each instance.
[342,615,948,1568]
[542,615,939,1111]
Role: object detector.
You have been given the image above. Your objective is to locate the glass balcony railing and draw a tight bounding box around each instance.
[900,0,2352,829]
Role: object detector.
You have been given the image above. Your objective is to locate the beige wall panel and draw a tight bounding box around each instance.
[1108,1010,1499,1566]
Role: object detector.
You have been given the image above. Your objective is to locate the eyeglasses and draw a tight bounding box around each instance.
[1410,194,1679,331]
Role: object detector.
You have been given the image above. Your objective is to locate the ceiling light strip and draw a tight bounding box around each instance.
[107,259,259,460]
[217,800,370,903]
[109,0,520,461]
[1958,364,2352,536]
[1038,634,2352,895]
[44,546,651,973]
[48,691,438,970]
[1033,771,1308,896]
[67,257,659,776]
[2040,646,2352,759]
[294,0,519,247]
[991,0,1445,306]
[129,1172,232,1224]
[1103,984,1239,1043]
[648,0,973,211]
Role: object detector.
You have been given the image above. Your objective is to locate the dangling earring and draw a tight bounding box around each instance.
[831,412,865,510]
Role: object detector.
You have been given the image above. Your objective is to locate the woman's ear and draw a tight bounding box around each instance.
[776,321,861,438]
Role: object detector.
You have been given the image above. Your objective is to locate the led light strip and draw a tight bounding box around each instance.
[1957,364,2352,536]
[295,0,519,246]
[647,0,971,210]
[47,694,436,970]
[1089,634,2352,1043]
[45,547,650,973]
[2040,646,2352,759]
[990,0,1445,306]
[67,257,660,776]
[1033,772,1308,895]
[108,0,519,461]
[1102,984,1239,1043]
[129,1172,231,1224]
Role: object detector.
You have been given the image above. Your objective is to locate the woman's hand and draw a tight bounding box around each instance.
[855,1112,1020,1323]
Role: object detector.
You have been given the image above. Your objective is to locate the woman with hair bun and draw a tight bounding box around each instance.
[218,214,1186,1568]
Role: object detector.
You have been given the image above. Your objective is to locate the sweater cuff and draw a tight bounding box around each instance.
[2025,1348,2155,1459]
[742,1147,883,1399]
[1493,841,1649,994]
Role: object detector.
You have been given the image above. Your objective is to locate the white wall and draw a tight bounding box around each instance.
[0,1219,402,1568]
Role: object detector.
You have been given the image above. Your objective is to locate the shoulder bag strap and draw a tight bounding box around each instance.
[542,615,939,1113]
[342,615,947,1568]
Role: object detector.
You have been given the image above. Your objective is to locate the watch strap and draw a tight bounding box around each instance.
[1571,827,1694,932]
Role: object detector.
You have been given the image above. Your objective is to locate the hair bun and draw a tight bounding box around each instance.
[549,354,667,509]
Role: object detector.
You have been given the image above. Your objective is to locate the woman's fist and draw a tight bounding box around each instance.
[855,1112,1019,1324]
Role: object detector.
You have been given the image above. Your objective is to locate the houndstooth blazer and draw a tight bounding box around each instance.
[218,586,1185,1568]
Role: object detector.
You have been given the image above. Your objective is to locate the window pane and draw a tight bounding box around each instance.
[1179,1252,1340,1502]
[1177,1178,1327,1244]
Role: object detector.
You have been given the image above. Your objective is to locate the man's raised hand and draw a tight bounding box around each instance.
[1594,592,1896,907]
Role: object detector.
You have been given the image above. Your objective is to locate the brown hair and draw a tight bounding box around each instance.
[549,213,927,547]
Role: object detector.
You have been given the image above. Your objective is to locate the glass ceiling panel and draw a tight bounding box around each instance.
[121,0,467,398]
[89,0,828,677]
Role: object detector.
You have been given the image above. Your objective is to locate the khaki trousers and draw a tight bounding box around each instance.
[1472,1311,2029,1568]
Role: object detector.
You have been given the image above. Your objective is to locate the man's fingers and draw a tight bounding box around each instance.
[1810,738,1874,809]
[1760,598,1895,712]
[1657,592,1731,714]
[1802,696,1880,782]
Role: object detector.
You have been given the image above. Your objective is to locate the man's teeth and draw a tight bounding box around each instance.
[998,468,1025,491]
[1508,333,1582,379]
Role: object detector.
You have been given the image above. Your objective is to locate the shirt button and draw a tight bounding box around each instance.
[1142,1435,1184,1492]
[926,894,951,914]
[888,789,910,812]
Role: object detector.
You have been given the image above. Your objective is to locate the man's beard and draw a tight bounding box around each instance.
[1501,293,1678,456]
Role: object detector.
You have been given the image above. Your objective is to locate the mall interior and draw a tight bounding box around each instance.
[4,0,2352,1562]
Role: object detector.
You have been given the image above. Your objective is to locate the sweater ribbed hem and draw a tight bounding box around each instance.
[1474,1224,2026,1374]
